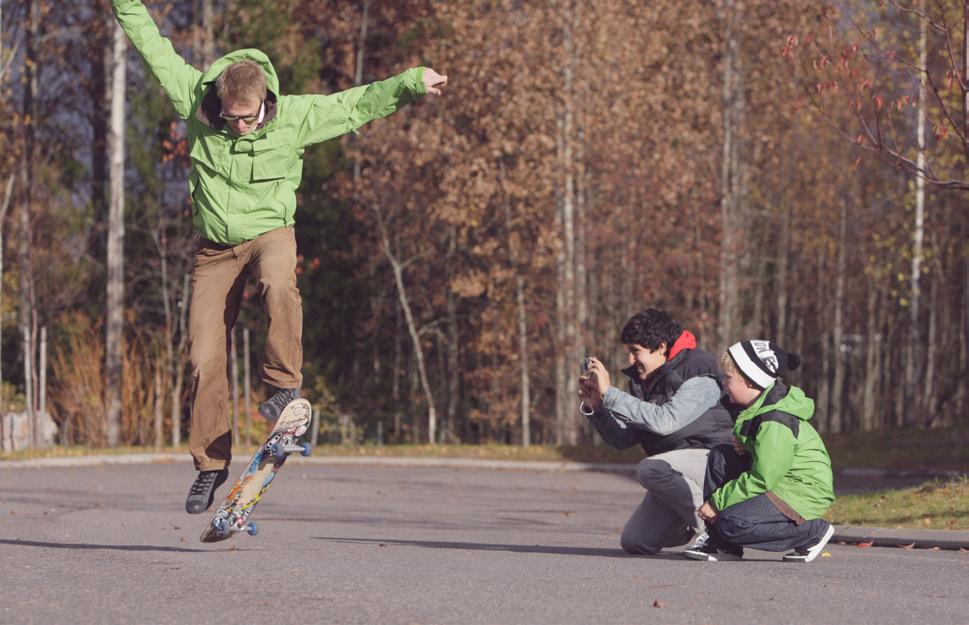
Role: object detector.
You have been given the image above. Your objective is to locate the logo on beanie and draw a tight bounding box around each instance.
[751,340,778,374]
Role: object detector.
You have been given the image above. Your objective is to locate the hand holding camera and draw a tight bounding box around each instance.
[578,356,611,412]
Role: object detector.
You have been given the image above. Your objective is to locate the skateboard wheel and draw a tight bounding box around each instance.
[300,442,312,457]
[246,522,258,536]
[270,442,286,458]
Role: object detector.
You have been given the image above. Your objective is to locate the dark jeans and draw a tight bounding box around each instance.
[704,444,829,552]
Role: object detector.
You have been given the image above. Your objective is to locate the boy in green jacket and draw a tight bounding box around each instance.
[684,340,835,562]
[110,0,447,514]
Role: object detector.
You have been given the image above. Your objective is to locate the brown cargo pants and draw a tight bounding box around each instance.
[187,226,303,471]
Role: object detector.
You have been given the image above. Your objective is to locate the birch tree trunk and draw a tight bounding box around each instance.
[105,21,127,447]
[922,260,939,423]
[20,0,38,445]
[445,229,460,443]
[830,201,848,433]
[904,6,928,426]
[717,0,745,349]
[775,202,791,345]
[573,0,588,441]
[556,0,579,445]
[861,283,880,431]
[193,0,216,67]
[374,205,436,443]
[0,175,14,405]
[517,276,530,446]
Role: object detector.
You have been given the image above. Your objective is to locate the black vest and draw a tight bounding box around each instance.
[623,347,736,456]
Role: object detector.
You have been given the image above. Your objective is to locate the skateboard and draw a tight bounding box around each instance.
[199,398,312,543]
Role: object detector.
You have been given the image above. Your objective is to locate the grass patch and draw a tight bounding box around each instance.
[824,427,969,473]
[826,477,969,531]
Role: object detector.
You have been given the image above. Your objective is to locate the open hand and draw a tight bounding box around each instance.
[423,68,448,95]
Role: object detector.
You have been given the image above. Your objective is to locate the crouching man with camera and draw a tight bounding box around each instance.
[579,309,735,555]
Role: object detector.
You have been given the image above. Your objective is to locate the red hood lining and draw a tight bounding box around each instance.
[667,330,697,360]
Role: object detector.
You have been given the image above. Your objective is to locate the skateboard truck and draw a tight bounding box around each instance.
[212,515,259,538]
[268,440,312,459]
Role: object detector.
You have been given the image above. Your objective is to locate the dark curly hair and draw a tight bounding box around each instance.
[620,309,683,355]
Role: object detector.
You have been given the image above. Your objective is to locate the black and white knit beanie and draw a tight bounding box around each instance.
[727,339,801,390]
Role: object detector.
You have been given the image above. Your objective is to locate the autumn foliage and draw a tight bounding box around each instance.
[2,0,967,446]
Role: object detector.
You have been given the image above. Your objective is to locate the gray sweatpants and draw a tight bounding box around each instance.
[620,449,709,555]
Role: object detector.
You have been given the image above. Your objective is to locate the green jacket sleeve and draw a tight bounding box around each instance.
[111,0,203,120]
[710,421,796,512]
[287,67,427,148]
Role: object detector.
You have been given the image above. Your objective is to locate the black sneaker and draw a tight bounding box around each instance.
[259,387,300,422]
[783,522,835,563]
[684,535,743,561]
[185,469,228,514]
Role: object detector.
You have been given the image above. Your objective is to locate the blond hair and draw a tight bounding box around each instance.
[720,350,758,388]
[216,60,267,104]
[719,350,739,376]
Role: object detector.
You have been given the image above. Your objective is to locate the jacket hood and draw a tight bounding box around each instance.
[749,382,815,422]
[667,330,697,360]
[201,48,280,97]
[195,49,281,133]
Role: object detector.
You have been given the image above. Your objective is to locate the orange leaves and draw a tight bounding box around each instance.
[815,80,839,94]
[932,123,950,142]
[781,35,799,59]
[450,272,488,298]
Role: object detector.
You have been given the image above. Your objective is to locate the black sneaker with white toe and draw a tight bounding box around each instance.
[185,469,228,514]
[684,537,743,561]
[783,522,835,563]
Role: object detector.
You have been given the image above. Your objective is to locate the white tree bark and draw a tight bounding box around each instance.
[105,21,127,446]
[517,276,530,447]
[374,205,436,444]
[830,202,847,433]
[717,0,745,349]
[20,0,38,446]
[0,175,14,406]
[905,5,928,426]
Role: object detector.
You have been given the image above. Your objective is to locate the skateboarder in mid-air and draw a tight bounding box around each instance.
[110,0,448,513]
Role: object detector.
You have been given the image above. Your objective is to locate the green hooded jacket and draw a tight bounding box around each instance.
[112,0,427,245]
[710,382,835,520]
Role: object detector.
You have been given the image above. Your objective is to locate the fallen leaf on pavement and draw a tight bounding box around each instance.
[652,600,665,608]
[856,540,873,548]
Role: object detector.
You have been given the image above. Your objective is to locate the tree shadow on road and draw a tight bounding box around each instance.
[313,536,684,560]
[0,537,225,553]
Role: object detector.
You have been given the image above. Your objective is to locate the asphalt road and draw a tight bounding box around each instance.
[1,461,966,625]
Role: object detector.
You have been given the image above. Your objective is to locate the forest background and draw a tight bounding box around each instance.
[1,0,967,449]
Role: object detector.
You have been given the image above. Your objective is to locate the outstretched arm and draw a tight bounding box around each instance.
[111,0,203,120]
[579,357,722,436]
[289,67,448,148]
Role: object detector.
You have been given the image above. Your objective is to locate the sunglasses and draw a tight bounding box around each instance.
[220,102,263,124]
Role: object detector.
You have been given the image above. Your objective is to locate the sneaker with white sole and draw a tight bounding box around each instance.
[684,537,743,561]
[687,531,709,550]
[783,522,835,563]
